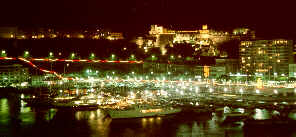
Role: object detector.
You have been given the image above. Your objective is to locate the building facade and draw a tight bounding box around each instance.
[138,25,255,56]
[0,64,29,87]
[239,39,293,77]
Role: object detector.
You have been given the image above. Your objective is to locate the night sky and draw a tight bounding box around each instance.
[1,0,295,38]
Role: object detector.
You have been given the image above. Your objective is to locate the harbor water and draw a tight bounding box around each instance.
[2,92,296,137]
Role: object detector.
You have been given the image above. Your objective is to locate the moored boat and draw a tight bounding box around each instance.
[106,105,182,119]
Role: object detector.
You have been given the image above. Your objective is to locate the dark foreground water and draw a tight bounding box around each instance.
[1,94,296,137]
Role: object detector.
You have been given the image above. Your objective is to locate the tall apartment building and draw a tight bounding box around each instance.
[239,39,293,76]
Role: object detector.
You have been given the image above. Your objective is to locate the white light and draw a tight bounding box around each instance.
[239,88,244,93]
[209,88,213,93]
[224,88,228,92]
[274,89,278,94]
[255,89,260,94]
[195,87,199,93]
[195,102,199,106]
[274,102,278,105]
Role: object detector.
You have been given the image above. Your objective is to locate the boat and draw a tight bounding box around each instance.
[222,112,251,123]
[105,105,182,119]
[23,93,53,107]
[23,97,53,107]
[51,98,100,110]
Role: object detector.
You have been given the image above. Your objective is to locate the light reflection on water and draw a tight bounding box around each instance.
[253,108,271,120]
[0,98,9,124]
[1,96,296,137]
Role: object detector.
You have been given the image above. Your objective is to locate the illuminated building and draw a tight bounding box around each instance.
[0,27,18,39]
[143,25,255,56]
[239,39,293,77]
[0,64,29,86]
[107,32,124,40]
[215,58,240,74]
[0,27,124,40]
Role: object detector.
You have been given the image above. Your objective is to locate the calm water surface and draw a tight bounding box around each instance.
[1,93,296,137]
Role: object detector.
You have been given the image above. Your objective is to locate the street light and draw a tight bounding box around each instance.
[111,54,116,61]
[151,55,156,61]
[170,55,175,60]
[49,52,54,58]
[89,53,95,60]
[23,51,29,58]
[70,53,75,59]
[1,50,6,57]
[129,54,135,61]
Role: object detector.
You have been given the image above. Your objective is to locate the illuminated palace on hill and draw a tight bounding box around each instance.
[136,25,255,56]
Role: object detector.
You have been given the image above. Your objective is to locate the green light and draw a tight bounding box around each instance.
[89,53,95,59]
[111,54,116,60]
[24,51,29,58]
[1,50,6,57]
[70,53,75,59]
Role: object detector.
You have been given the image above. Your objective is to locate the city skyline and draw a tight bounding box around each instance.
[1,0,296,39]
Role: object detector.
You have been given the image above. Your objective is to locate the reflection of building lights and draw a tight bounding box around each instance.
[255,89,260,94]
[274,89,278,94]
[149,117,154,122]
[239,88,243,93]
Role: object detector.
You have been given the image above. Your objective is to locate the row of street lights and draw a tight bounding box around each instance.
[1,50,185,61]
[0,50,140,61]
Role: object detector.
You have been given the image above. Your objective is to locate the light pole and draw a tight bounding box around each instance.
[129,54,135,61]
[49,52,54,73]
[89,53,95,60]
[49,52,54,58]
[110,54,116,61]
[70,53,75,59]
[1,50,6,57]
[23,51,29,58]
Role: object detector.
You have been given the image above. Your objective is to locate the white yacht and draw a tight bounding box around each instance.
[106,105,182,119]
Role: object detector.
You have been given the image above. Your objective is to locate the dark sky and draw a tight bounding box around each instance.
[1,0,295,38]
